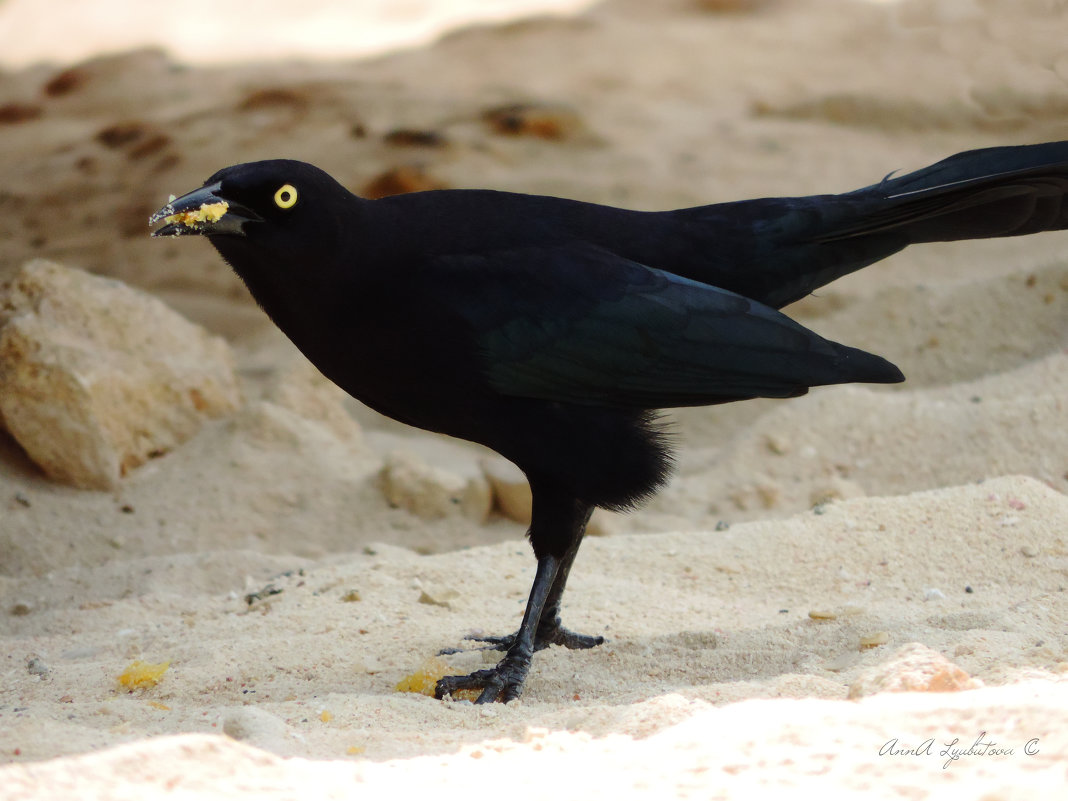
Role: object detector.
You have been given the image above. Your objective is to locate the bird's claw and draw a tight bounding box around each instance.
[434,622,604,702]
[435,660,529,704]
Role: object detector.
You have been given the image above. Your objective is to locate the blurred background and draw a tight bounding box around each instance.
[1,0,1066,562]
[0,0,601,68]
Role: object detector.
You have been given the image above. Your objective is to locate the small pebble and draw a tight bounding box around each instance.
[26,656,50,679]
[418,588,459,608]
[859,631,889,649]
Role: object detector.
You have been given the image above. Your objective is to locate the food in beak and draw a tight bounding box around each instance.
[155,200,229,231]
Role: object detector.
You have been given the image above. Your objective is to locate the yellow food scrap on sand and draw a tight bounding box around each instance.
[395,656,480,702]
[320,709,333,723]
[395,656,450,696]
[147,701,171,711]
[164,201,229,228]
[118,660,171,689]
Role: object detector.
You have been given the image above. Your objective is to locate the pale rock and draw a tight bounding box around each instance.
[480,456,625,533]
[0,260,240,489]
[481,456,532,524]
[379,450,492,522]
[848,642,982,699]
[235,399,356,454]
[263,356,362,443]
[366,430,488,480]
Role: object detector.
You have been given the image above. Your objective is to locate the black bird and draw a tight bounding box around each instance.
[151,140,1068,702]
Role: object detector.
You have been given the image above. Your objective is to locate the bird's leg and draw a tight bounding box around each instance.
[434,550,561,703]
[461,520,604,652]
[435,488,598,702]
[531,525,606,650]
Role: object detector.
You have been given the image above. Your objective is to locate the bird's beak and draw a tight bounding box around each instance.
[149,182,262,238]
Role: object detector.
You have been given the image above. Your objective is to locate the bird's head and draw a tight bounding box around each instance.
[150,159,355,257]
[150,159,365,334]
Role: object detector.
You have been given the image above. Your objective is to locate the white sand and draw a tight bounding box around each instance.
[1,0,1067,797]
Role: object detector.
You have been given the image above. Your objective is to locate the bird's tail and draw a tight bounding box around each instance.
[821,140,1068,245]
[696,140,1068,308]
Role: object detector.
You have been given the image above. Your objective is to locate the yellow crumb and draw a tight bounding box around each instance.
[164,200,229,228]
[346,745,365,756]
[395,656,450,696]
[320,710,333,723]
[118,660,171,689]
[147,701,170,711]
[394,656,480,701]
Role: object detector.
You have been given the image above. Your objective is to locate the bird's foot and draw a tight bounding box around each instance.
[453,619,605,654]
[434,651,531,704]
[434,620,603,703]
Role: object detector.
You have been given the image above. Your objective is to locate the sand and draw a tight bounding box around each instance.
[1,0,1067,797]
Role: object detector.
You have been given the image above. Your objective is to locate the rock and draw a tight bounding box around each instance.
[481,456,532,524]
[848,642,982,699]
[480,457,624,534]
[0,260,240,489]
[379,450,492,522]
[263,356,362,443]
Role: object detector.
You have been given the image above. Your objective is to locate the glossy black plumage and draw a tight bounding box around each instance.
[151,140,1068,702]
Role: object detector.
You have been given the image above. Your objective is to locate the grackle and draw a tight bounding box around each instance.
[151,140,1068,702]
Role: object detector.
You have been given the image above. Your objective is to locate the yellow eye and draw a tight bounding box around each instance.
[274,184,298,209]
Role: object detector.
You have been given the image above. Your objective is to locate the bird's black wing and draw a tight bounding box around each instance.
[430,243,902,410]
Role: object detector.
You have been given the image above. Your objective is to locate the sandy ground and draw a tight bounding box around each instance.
[1,0,1067,797]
